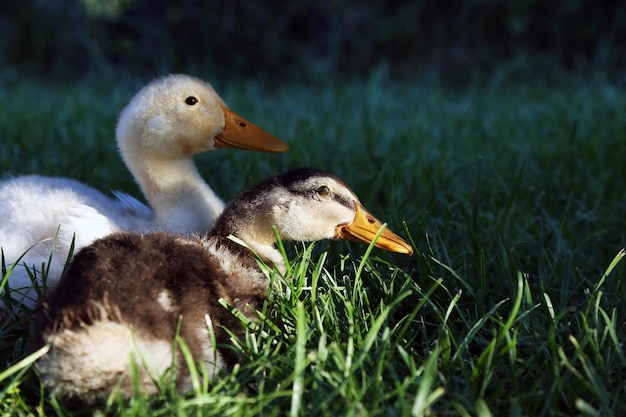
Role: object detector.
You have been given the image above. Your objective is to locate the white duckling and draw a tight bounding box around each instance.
[0,74,288,308]
[35,167,413,403]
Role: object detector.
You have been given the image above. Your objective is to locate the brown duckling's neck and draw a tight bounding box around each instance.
[209,193,286,272]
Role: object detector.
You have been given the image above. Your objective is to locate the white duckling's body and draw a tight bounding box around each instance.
[0,176,149,277]
[35,167,413,403]
[0,74,287,308]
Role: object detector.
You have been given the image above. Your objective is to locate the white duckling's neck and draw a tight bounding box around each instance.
[131,155,224,234]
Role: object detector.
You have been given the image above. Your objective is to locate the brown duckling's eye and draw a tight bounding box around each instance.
[185,96,198,106]
[316,185,331,197]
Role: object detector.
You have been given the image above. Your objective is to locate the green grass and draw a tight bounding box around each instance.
[1,70,626,416]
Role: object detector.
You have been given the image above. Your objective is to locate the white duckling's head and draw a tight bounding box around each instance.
[117,74,288,159]
[212,167,413,266]
[114,74,288,232]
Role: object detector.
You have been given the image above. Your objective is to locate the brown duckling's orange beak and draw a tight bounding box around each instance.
[215,106,289,153]
[335,203,413,255]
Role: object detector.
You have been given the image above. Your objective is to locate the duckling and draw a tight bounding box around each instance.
[0,74,288,308]
[35,167,413,403]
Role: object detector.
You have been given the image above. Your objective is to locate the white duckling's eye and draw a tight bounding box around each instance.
[316,185,331,197]
[185,96,199,106]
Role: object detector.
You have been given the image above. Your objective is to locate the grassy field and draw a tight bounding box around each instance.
[1,70,626,416]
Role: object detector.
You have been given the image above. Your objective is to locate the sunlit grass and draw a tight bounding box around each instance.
[1,72,625,415]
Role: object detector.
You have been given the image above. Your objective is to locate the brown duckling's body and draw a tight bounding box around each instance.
[35,167,413,402]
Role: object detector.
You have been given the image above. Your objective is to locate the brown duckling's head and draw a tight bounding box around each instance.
[212,167,413,258]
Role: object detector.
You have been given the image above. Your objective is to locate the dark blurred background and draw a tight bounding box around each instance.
[1,0,625,84]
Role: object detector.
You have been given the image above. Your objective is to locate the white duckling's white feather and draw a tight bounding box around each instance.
[0,74,287,308]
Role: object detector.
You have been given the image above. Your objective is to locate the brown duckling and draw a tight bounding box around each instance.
[35,167,412,402]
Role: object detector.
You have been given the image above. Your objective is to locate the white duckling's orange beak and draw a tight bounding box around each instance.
[215,106,289,153]
[335,203,413,255]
